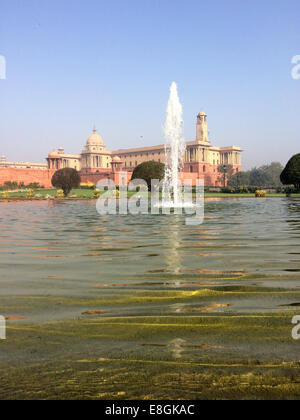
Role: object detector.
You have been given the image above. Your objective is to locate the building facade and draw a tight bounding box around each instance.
[110,112,242,186]
[46,111,242,186]
[0,111,242,188]
[0,154,47,170]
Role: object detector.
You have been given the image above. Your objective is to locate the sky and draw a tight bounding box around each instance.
[0,0,299,170]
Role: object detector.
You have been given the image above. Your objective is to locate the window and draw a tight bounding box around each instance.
[203,165,206,172]
[190,166,193,173]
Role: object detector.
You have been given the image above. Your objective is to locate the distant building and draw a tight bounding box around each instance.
[46,111,242,186]
[0,154,47,170]
[0,111,242,188]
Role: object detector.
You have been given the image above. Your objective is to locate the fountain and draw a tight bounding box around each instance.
[162,82,194,209]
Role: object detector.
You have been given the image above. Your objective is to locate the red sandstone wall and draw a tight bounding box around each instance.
[0,164,242,189]
[82,165,242,187]
[80,170,132,186]
[0,168,56,188]
[183,163,242,187]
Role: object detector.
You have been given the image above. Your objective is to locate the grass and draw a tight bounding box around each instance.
[0,188,94,199]
[1,188,300,199]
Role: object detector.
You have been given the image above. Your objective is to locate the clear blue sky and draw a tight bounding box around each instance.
[0,0,299,169]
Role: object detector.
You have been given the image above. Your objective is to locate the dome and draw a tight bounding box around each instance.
[198,111,206,116]
[86,128,104,146]
[48,150,59,158]
[112,156,121,162]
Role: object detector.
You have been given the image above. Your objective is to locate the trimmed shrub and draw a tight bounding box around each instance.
[51,168,81,197]
[255,190,267,197]
[26,189,34,198]
[56,189,64,198]
[221,187,235,194]
[281,154,300,189]
[93,189,101,199]
[131,161,165,191]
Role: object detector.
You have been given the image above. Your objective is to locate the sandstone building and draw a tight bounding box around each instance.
[1,112,242,188]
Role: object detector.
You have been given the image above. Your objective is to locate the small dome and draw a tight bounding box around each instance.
[48,150,59,158]
[86,127,104,146]
[58,146,65,154]
[112,156,121,162]
[198,111,206,116]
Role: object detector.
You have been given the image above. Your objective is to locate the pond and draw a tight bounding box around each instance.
[0,198,300,399]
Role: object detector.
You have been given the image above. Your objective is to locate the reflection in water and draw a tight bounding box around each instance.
[168,338,186,359]
[171,303,186,313]
[0,198,300,314]
[1,198,300,399]
[286,200,300,230]
[164,216,183,283]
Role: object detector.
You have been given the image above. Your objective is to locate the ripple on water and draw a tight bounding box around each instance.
[0,198,299,317]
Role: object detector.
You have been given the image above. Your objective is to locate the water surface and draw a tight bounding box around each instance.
[0,198,300,399]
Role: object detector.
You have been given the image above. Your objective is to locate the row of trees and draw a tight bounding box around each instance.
[227,154,300,190]
[228,162,284,188]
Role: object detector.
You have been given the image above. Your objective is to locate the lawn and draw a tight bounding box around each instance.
[0,183,300,201]
[1,188,300,199]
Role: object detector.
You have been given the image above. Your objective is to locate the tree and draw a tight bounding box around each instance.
[249,168,271,187]
[260,162,283,187]
[280,154,300,189]
[228,162,284,188]
[217,164,234,187]
[51,168,81,197]
[131,161,165,191]
[228,171,250,187]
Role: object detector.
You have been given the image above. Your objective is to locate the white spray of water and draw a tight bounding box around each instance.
[163,82,186,206]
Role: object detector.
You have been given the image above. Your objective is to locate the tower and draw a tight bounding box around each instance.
[196,111,210,145]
